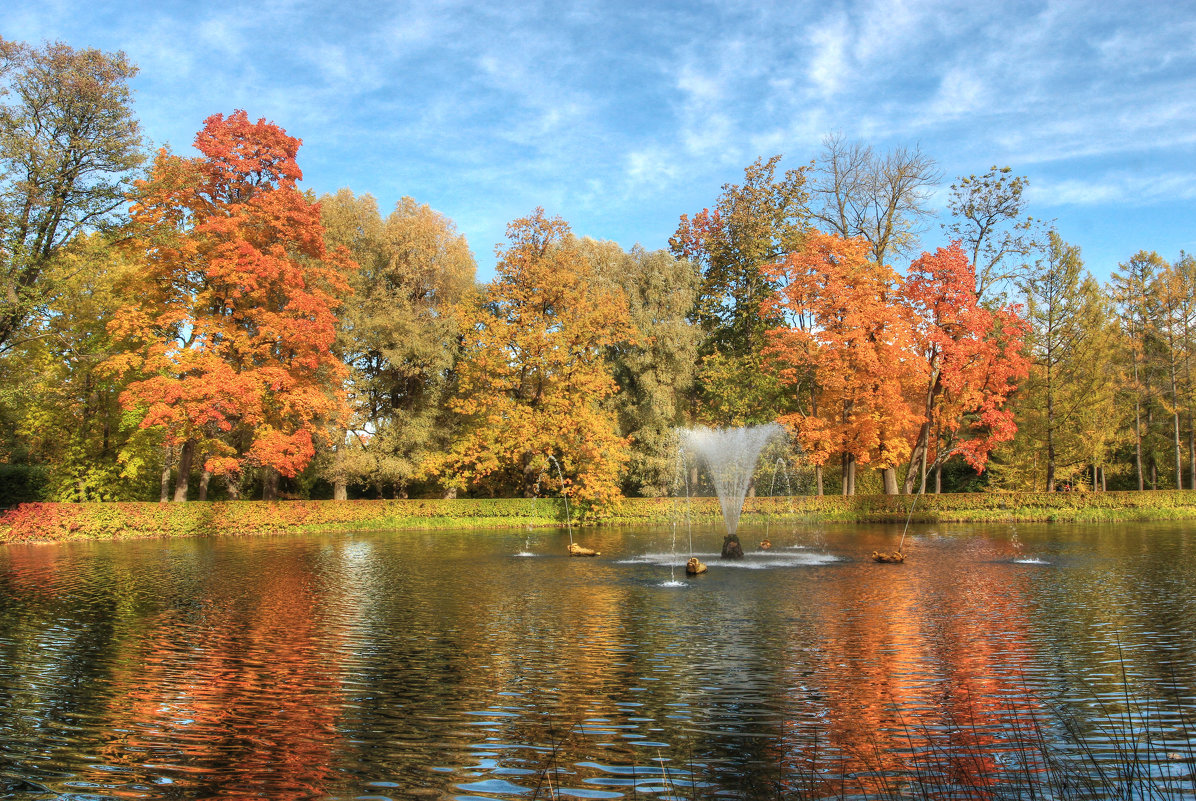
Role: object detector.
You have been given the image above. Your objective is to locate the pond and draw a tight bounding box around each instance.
[0,520,1194,799]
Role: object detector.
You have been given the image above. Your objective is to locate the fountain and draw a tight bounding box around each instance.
[679,424,785,559]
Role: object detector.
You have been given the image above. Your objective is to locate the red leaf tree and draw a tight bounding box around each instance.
[900,243,1029,492]
[108,111,354,500]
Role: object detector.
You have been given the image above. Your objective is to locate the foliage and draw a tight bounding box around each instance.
[581,239,700,496]
[0,37,145,353]
[318,189,476,497]
[0,464,49,507]
[901,242,1029,491]
[1012,233,1114,490]
[765,232,921,493]
[5,234,162,500]
[436,210,633,507]
[671,155,810,422]
[1109,250,1168,490]
[9,490,1196,543]
[108,111,354,494]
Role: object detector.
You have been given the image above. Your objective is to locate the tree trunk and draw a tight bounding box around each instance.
[904,371,940,494]
[441,485,458,500]
[904,422,930,495]
[173,440,194,502]
[1170,349,1183,488]
[159,444,173,503]
[882,467,898,495]
[1046,360,1055,492]
[934,463,942,494]
[334,478,347,501]
[226,475,241,500]
[1134,381,1144,491]
[814,465,824,496]
[262,467,279,501]
[198,470,211,502]
[1190,412,1196,490]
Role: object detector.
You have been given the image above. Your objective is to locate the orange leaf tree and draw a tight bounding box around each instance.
[901,243,1029,492]
[436,210,633,508]
[108,111,354,499]
[764,232,921,494]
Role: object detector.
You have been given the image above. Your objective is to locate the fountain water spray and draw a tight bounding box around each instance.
[679,424,784,558]
[545,453,573,547]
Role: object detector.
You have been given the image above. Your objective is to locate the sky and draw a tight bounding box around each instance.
[7,0,1196,283]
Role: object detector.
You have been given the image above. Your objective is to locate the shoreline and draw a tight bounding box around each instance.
[4,491,1196,543]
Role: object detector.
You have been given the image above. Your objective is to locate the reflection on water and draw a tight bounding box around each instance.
[0,522,1194,799]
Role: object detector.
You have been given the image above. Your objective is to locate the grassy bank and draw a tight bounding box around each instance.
[3,490,1196,543]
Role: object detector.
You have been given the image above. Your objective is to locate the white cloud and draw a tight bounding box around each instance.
[1031,172,1196,207]
[806,12,851,97]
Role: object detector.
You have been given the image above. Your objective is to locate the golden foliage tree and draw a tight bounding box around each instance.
[438,210,633,508]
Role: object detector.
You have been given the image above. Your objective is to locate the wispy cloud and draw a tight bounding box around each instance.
[7,0,1196,277]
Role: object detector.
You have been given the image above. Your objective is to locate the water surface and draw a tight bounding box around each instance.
[1,521,1194,798]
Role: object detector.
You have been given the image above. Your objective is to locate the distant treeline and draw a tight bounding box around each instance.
[1,36,1191,509]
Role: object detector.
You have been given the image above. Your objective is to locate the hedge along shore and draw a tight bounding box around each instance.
[4,491,1196,543]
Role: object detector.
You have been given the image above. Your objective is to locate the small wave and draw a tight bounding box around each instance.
[513,552,537,558]
[1014,558,1049,565]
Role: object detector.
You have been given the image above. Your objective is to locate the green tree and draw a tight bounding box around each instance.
[1,234,160,500]
[581,239,700,496]
[0,37,145,353]
[670,155,810,424]
[319,189,476,498]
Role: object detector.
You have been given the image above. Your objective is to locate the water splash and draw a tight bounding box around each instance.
[545,453,573,547]
[679,424,784,538]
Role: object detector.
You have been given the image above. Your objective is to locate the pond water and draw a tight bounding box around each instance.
[1,521,1194,799]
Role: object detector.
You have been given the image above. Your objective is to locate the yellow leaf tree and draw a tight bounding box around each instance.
[437,210,633,508]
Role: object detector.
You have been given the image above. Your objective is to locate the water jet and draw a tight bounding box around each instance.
[679,424,784,559]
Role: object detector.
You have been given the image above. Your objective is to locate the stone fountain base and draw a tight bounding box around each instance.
[721,533,744,559]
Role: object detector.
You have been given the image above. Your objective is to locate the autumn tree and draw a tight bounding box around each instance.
[438,210,633,507]
[1015,232,1096,491]
[764,232,921,495]
[0,233,160,500]
[670,155,810,424]
[810,134,939,493]
[1150,256,1196,489]
[108,111,354,501]
[319,189,476,499]
[1162,253,1196,487]
[901,243,1029,493]
[1110,251,1167,490]
[581,239,700,496]
[0,37,145,353]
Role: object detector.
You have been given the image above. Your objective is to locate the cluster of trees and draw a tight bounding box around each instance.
[0,37,1190,506]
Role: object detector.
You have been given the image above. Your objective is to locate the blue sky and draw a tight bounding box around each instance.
[7,0,1196,282]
